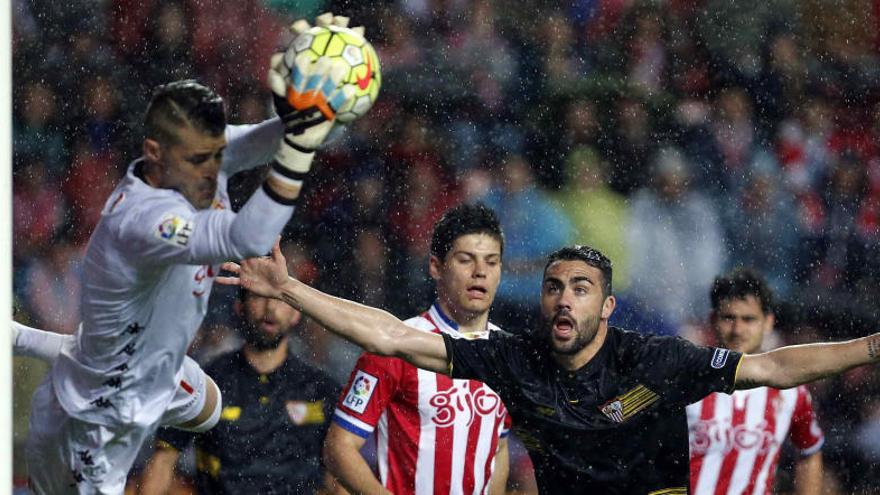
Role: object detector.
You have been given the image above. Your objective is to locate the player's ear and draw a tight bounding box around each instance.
[428,255,442,281]
[601,294,616,320]
[765,311,775,332]
[233,299,243,317]
[144,138,162,163]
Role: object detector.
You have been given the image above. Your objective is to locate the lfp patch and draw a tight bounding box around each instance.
[711,348,730,369]
[342,370,378,414]
[155,212,194,247]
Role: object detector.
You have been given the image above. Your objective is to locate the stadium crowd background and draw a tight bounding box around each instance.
[10,0,880,492]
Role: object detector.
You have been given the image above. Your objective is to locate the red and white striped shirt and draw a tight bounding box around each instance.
[333,304,511,495]
[687,385,824,495]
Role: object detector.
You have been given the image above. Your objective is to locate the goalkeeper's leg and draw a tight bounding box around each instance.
[26,376,155,494]
[13,320,73,362]
[160,355,222,433]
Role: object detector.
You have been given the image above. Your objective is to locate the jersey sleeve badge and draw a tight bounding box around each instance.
[342,370,378,414]
[710,348,730,369]
[154,212,195,247]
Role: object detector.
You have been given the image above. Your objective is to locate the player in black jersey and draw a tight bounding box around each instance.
[139,288,340,494]
[218,242,880,494]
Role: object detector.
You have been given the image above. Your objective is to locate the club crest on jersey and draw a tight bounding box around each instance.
[155,212,194,247]
[285,400,326,425]
[343,371,378,414]
[601,400,624,423]
[599,384,660,423]
[711,348,730,369]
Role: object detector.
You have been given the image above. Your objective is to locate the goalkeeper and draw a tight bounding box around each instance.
[21,13,358,494]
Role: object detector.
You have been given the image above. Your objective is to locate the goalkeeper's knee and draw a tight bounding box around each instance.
[175,378,222,433]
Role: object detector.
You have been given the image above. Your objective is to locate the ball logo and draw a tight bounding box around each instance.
[343,370,378,414]
[356,54,374,90]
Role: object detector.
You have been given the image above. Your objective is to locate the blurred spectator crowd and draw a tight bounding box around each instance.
[11,0,880,491]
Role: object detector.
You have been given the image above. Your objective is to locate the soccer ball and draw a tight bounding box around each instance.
[287,25,381,123]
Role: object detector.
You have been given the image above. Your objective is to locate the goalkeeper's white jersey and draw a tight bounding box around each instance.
[51,119,289,427]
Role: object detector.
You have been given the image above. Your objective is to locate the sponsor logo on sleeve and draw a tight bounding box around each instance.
[342,370,378,414]
[155,212,194,247]
[711,348,730,369]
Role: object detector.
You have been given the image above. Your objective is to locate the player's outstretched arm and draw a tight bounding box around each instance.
[217,241,450,374]
[735,333,880,390]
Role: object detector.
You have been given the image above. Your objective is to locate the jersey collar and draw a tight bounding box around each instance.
[429,302,460,335]
[428,302,498,339]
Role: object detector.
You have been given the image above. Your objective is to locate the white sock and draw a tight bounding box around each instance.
[12,320,72,363]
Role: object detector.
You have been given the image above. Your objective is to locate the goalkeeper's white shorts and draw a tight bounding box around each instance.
[26,356,210,494]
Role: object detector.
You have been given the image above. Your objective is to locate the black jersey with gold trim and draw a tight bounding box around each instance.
[443,326,742,494]
[156,350,339,494]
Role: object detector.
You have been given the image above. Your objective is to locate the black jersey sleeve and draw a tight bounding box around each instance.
[640,335,743,406]
[155,426,196,452]
[441,331,518,390]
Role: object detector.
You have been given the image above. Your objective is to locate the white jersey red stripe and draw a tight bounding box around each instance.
[334,303,511,495]
[687,385,823,495]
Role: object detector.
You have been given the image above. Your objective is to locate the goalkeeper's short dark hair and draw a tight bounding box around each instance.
[544,245,613,297]
[431,203,504,261]
[145,80,226,145]
[710,268,774,315]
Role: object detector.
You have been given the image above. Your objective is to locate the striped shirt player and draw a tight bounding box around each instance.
[25,117,293,494]
[687,385,824,495]
[333,303,512,495]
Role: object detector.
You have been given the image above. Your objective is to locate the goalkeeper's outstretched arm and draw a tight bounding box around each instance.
[217,241,451,374]
[12,320,73,362]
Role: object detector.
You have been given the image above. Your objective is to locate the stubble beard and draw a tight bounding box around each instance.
[243,323,286,351]
[546,313,602,355]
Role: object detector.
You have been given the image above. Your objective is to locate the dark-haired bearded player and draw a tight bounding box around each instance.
[687,269,823,495]
[18,13,360,494]
[219,242,880,494]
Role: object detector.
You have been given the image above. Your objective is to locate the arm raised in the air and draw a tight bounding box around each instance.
[217,240,450,374]
[735,334,880,390]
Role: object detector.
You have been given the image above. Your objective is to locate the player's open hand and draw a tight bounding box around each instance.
[217,239,292,299]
